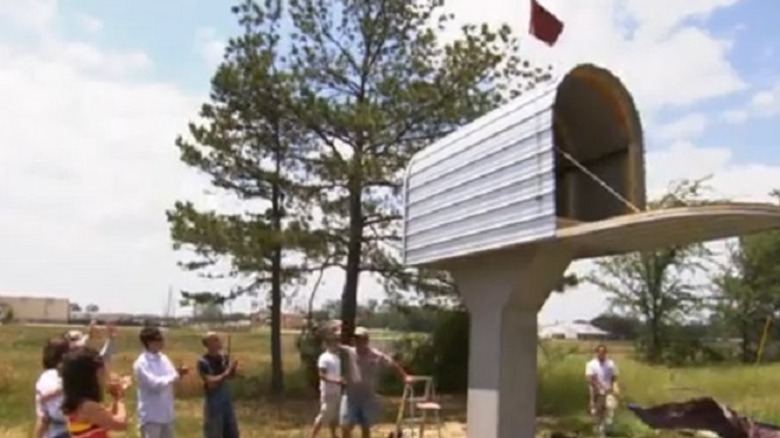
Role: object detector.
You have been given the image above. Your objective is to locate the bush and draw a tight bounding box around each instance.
[0,305,12,324]
[386,309,469,394]
[296,319,329,392]
[0,363,12,395]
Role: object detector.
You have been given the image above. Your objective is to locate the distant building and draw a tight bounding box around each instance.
[251,311,307,330]
[539,320,611,340]
[0,295,70,323]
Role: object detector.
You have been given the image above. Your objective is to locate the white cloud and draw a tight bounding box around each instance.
[722,82,780,123]
[658,113,708,141]
[0,0,56,33]
[721,108,749,124]
[195,27,225,70]
[74,13,103,33]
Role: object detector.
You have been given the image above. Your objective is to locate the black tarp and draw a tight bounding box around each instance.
[627,397,780,438]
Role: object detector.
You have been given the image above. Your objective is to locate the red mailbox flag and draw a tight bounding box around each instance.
[529,0,564,46]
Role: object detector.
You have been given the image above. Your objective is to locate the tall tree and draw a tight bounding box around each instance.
[710,192,780,362]
[275,0,551,340]
[586,179,714,362]
[167,0,324,394]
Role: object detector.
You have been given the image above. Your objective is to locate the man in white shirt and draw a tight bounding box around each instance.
[585,344,619,435]
[133,326,189,438]
[310,328,346,438]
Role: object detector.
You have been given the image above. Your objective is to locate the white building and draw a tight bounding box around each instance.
[539,320,611,340]
[0,295,71,323]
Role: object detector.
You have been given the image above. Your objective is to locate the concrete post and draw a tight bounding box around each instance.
[449,246,572,438]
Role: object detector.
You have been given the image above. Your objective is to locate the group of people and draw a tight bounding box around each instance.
[310,326,411,438]
[33,322,409,438]
[33,323,240,438]
[33,321,618,438]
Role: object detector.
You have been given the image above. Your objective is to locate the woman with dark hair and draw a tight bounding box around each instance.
[34,337,71,438]
[61,347,129,437]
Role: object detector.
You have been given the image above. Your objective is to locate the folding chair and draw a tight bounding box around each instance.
[395,375,443,438]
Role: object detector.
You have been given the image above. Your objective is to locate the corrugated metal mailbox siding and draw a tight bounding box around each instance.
[403,87,559,266]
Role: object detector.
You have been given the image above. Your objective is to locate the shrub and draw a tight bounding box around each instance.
[296,319,328,392]
[385,309,469,394]
[0,305,12,324]
[0,363,14,395]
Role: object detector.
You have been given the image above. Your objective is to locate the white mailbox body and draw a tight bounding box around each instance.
[402,63,645,267]
[402,84,559,267]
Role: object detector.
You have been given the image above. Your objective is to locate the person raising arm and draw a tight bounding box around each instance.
[61,347,128,437]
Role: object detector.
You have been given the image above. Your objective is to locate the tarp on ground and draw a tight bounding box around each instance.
[627,397,780,438]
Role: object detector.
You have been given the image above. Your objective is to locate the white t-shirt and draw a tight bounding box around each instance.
[585,358,618,389]
[35,369,68,438]
[317,350,342,397]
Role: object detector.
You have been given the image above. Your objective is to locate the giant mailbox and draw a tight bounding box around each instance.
[402,64,780,438]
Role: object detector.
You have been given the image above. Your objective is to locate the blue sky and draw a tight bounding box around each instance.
[0,0,779,323]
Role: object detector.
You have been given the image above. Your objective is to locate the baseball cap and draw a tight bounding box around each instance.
[66,330,87,347]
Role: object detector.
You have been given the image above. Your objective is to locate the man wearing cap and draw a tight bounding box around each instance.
[198,331,239,438]
[340,327,411,438]
[133,326,189,438]
[65,320,118,362]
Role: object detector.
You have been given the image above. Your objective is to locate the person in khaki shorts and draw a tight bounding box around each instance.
[585,344,619,436]
[310,328,346,438]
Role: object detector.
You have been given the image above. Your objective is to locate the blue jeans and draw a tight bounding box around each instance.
[340,394,381,427]
[203,385,239,438]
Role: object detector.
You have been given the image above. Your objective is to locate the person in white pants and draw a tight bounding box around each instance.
[133,326,189,438]
[310,328,356,438]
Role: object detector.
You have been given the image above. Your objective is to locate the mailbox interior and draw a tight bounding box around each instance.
[552,65,646,226]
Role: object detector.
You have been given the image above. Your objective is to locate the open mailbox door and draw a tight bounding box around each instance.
[552,64,645,225]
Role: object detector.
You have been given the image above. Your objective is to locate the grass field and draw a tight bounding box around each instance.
[1,325,779,438]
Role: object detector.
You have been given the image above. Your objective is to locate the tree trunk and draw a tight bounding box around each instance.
[648,316,663,363]
[269,148,284,395]
[739,320,750,364]
[270,245,284,395]
[340,173,363,345]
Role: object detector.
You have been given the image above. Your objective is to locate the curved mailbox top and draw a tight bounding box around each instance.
[402,63,644,267]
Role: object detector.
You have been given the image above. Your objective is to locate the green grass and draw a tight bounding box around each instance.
[1,326,778,437]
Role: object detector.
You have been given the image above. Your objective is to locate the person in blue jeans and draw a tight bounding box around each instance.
[197,332,239,438]
[340,327,411,438]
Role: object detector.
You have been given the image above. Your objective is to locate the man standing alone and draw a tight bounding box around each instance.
[585,344,619,436]
[133,326,188,438]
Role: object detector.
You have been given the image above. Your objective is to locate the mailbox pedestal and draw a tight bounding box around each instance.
[451,247,572,438]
